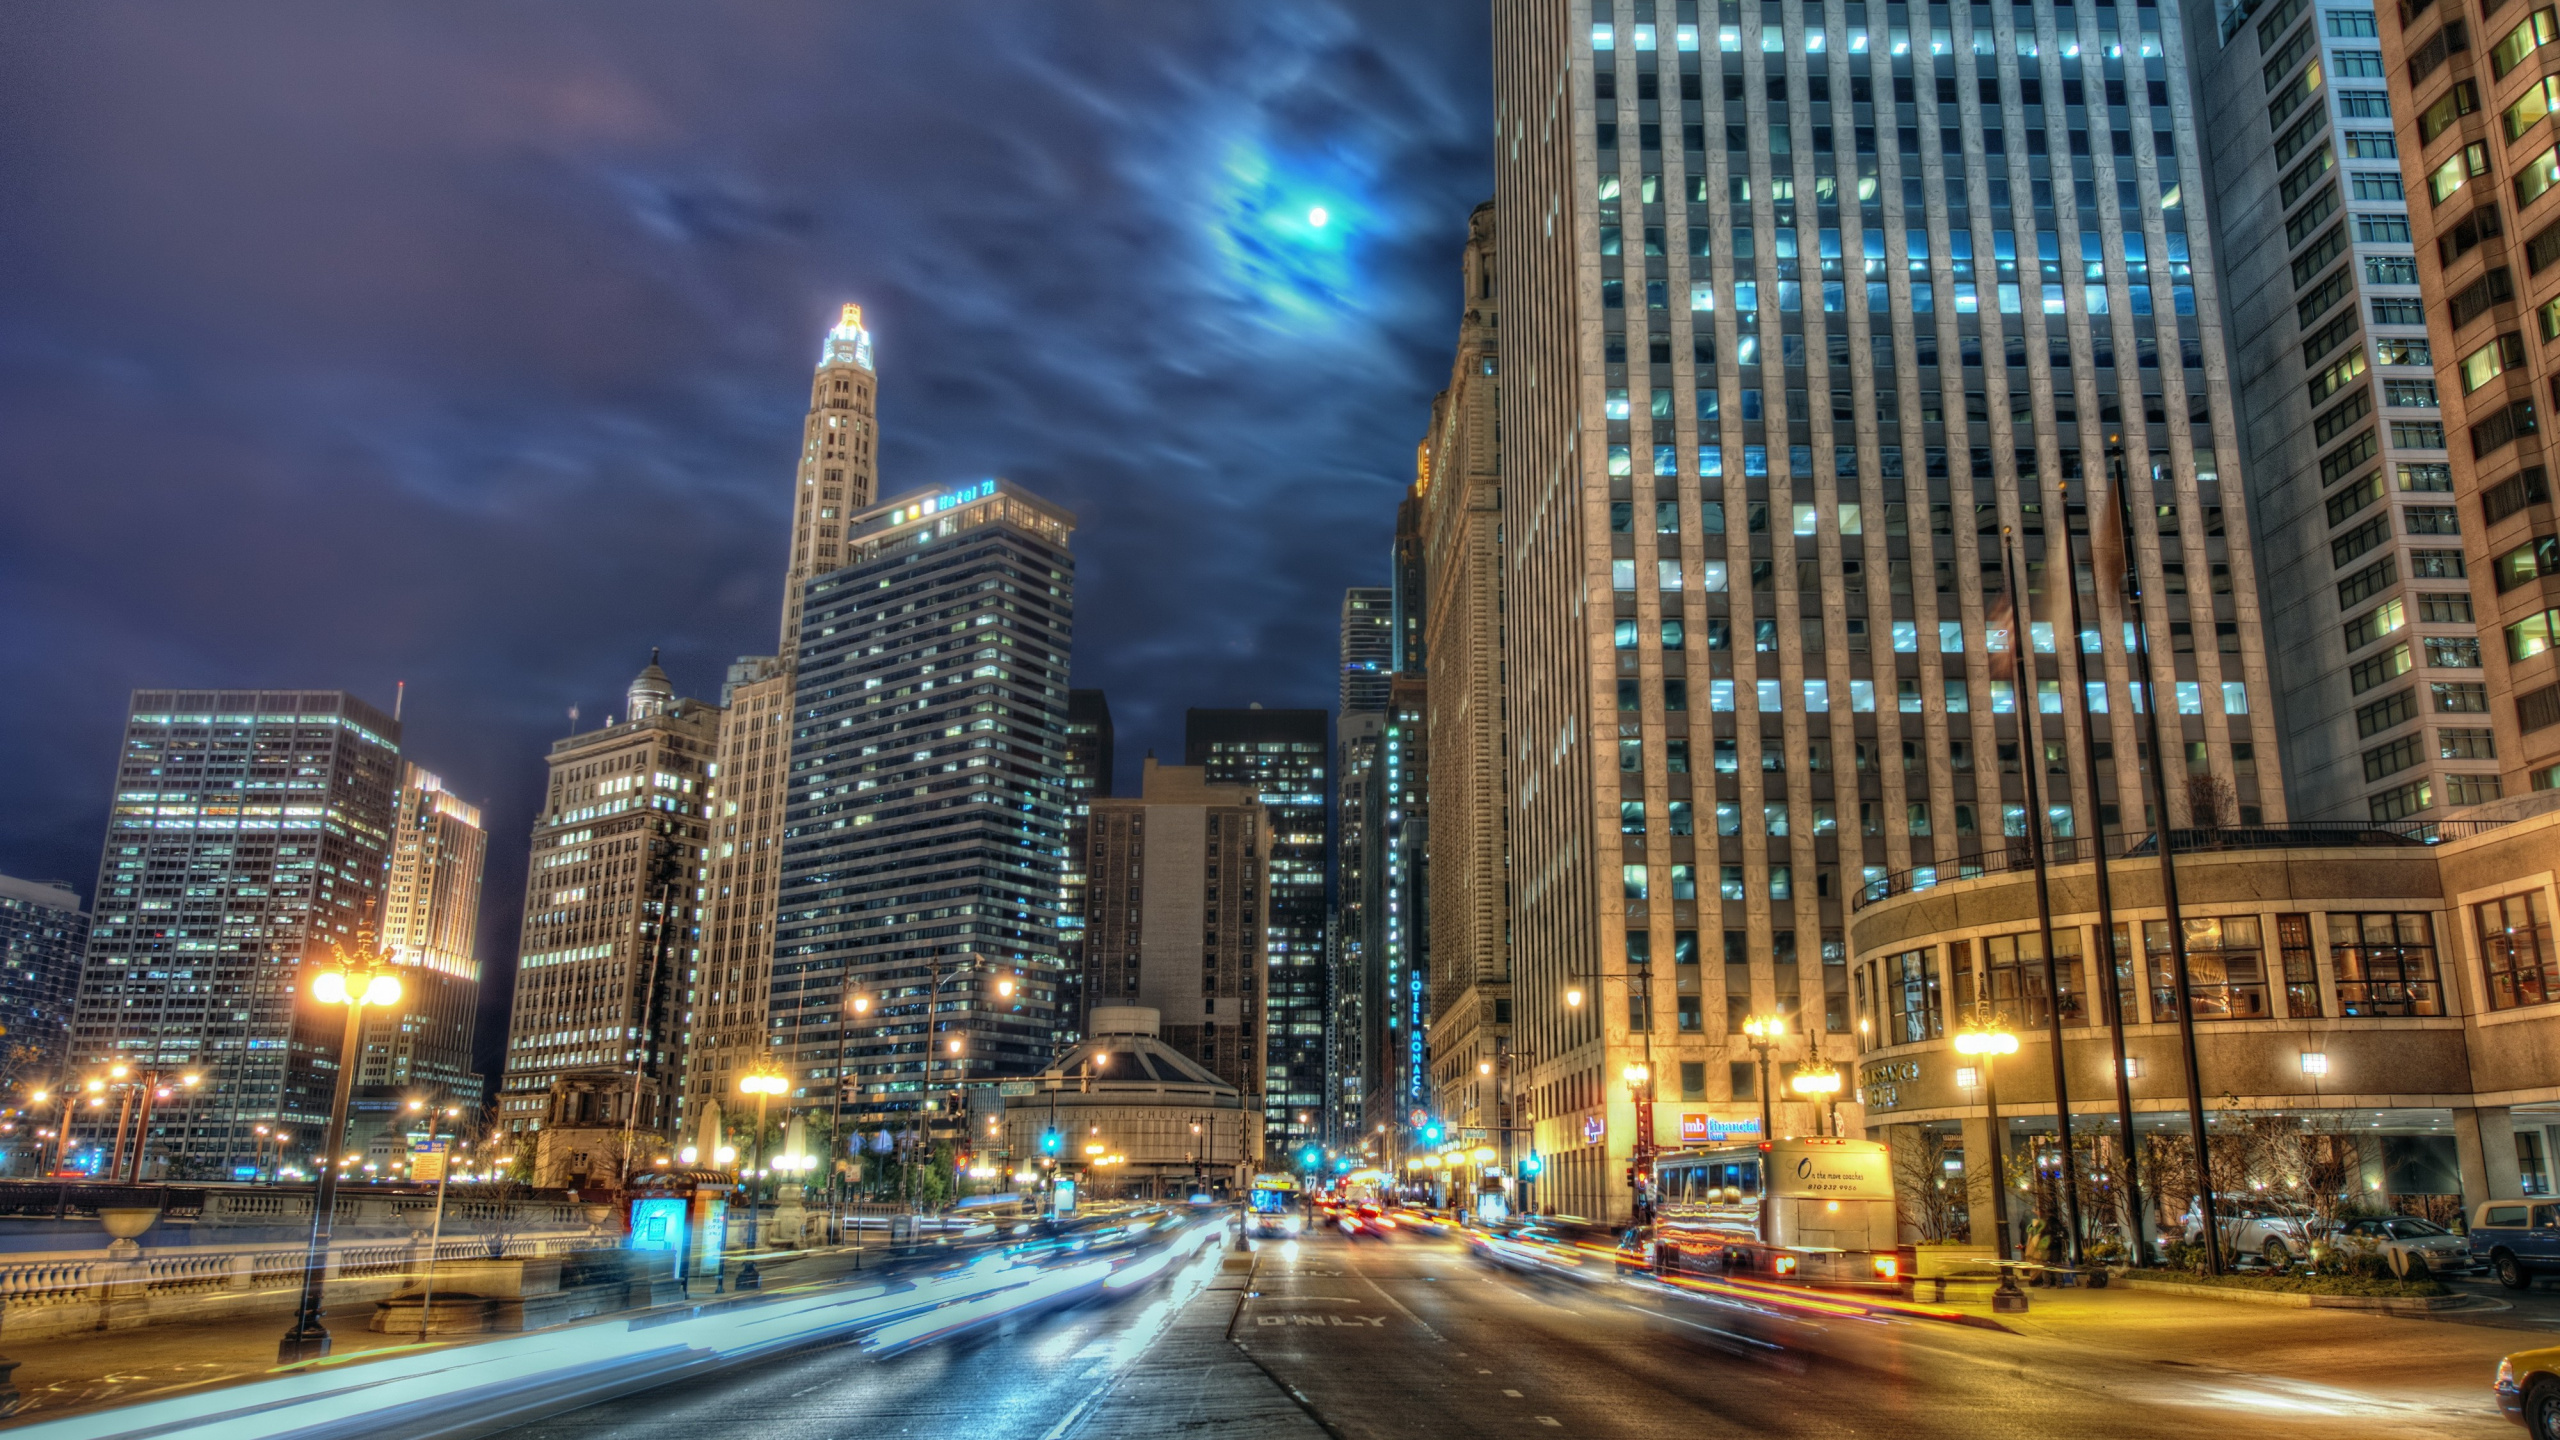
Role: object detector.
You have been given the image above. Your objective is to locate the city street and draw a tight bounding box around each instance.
[453,1224,2553,1439]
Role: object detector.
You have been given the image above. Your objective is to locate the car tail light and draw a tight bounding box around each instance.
[1873,1256,1898,1279]
[1774,1254,1799,1276]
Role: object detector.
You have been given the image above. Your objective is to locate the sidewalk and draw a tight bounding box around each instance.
[1070,1250,1326,1439]
[0,1243,882,1425]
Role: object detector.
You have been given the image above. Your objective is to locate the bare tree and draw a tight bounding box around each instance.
[2184,773,2236,831]
[1891,1129,1962,1243]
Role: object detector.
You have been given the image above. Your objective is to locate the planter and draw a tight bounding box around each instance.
[1912,1245,2000,1280]
[2119,1276,2468,1314]
[97,1207,158,1260]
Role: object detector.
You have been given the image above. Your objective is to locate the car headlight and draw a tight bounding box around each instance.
[2498,1358,2516,1390]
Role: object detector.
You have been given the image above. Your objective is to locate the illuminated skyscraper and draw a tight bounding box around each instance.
[0,875,87,1086]
[1186,707,1329,1152]
[2189,0,2494,821]
[497,659,718,1149]
[1493,0,2279,1218]
[685,305,880,1129]
[367,762,485,1102]
[68,690,403,1177]
[1059,688,1115,1035]
[777,478,1076,1137]
[1341,588,1395,715]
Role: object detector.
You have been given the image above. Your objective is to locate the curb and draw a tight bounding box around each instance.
[2118,1277,2468,1314]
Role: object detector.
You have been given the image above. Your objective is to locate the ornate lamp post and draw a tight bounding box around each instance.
[278,945,402,1363]
[1953,1015,2022,1257]
[1740,1013,1788,1142]
[738,1066,791,1252]
[1790,1064,1845,1137]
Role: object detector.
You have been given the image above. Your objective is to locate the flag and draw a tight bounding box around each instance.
[1987,529,2020,684]
[2093,453,2131,602]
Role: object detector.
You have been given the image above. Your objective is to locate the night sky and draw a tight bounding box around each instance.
[0,3,1491,1074]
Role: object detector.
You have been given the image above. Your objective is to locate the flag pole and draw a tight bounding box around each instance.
[2110,445,2222,1275]
[2058,477,2150,1265]
[2001,527,2083,1268]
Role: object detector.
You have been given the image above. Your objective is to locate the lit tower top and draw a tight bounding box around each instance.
[781,301,882,659]
[822,302,874,372]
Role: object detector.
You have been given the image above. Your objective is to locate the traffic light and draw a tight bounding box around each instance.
[1519,1153,1544,1178]
[1422,1120,1443,1145]
[1041,1129,1061,1156]
[1299,1145,1320,1169]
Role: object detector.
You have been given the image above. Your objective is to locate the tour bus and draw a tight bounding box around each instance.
[1247,1172,1304,1237]
[1650,1137,1901,1288]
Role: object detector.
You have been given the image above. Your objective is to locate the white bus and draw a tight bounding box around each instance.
[1650,1137,1901,1288]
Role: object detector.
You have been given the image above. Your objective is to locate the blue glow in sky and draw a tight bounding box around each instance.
[1208,141,1368,322]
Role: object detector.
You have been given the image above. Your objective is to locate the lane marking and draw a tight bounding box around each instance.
[1503,1388,1524,1397]
[1536,1417,1562,1427]
[1038,1395,1091,1440]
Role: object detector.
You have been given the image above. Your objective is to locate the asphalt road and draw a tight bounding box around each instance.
[1236,1225,2531,1439]
[476,1225,2545,1439]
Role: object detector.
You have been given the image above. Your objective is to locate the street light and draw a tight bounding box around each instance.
[278,944,402,1363]
[1790,1064,1845,1137]
[1953,1018,2022,1260]
[1740,1013,1787,1142]
[739,1067,791,1257]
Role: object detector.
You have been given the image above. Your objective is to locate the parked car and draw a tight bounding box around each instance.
[2181,1199,2327,1268]
[2468,1201,2560,1290]
[2331,1214,2476,1278]
[2496,1342,2560,1436]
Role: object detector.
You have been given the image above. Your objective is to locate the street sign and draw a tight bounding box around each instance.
[410,1139,449,1182]
[1581,1115,1604,1144]
[999,1081,1039,1097]
[1409,1108,1428,1127]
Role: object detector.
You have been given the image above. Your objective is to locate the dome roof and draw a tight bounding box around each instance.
[1035,1009,1235,1093]
[627,648,675,720]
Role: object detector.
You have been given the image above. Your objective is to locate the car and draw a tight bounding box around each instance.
[2470,1202,2560,1290]
[2331,1214,2476,1278]
[2182,1199,2327,1268]
[2498,1344,2560,1436]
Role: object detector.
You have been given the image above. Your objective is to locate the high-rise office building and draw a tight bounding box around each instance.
[1492,0,2280,1217]
[497,659,718,1152]
[368,762,485,1102]
[1082,760,1271,1106]
[1331,710,1384,1144]
[69,690,403,1178]
[1342,588,1396,715]
[2192,0,2494,821]
[686,305,884,1129]
[1059,689,1115,1037]
[0,875,87,1087]
[1363,679,1430,1138]
[782,305,884,661]
[684,654,791,1131]
[1186,707,1329,1152]
[778,477,1076,1137]
[1421,203,1515,1136]
[2374,0,2560,798]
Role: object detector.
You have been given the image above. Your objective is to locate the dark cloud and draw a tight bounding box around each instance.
[0,0,1489,1076]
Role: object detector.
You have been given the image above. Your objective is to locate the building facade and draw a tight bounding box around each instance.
[682,655,792,1133]
[1422,203,1518,1141]
[1186,708,1330,1153]
[777,477,1076,1140]
[497,659,718,1156]
[0,875,88,1088]
[2190,0,2492,823]
[1848,807,2560,1240]
[1343,588,1396,715]
[1364,679,1432,1141]
[366,762,485,1103]
[1082,760,1272,1100]
[1333,709,1385,1147]
[685,304,885,1137]
[1492,0,2281,1219]
[1060,688,1115,1036]
[2375,0,2560,799]
[69,690,403,1178]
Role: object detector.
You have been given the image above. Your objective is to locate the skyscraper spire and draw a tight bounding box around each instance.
[781,303,880,659]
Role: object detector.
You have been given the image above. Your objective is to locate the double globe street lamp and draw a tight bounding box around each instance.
[278,946,402,1364]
